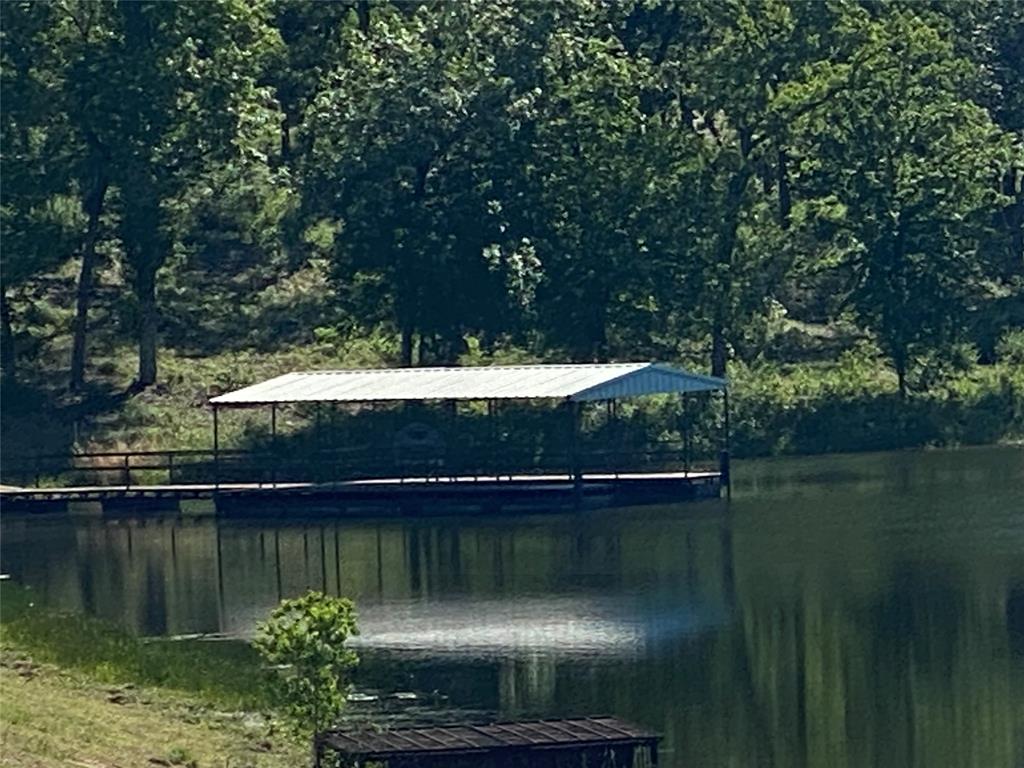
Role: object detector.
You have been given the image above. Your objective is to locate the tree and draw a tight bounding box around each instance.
[937,0,1024,356]
[303,1,547,365]
[781,7,1016,396]
[53,0,117,392]
[254,591,359,745]
[94,0,278,386]
[517,5,669,361]
[266,0,356,166]
[3,0,1021,422]
[0,1,82,379]
[3,0,280,390]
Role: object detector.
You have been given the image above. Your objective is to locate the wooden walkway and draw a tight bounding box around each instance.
[0,470,721,515]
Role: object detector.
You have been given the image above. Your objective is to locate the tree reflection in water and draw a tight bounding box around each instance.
[2,447,1022,767]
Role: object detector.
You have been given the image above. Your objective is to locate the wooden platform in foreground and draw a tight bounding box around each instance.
[0,470,721,515]
[317,716,660,767]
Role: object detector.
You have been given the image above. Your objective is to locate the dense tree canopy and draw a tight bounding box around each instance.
[1,0,1021,391]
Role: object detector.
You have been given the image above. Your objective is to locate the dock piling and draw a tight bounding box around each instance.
[213,405,220,490]
[721,388,731,500]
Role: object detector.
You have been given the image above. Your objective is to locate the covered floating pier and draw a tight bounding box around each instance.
[206,362,729,513]
[1,362,729,514]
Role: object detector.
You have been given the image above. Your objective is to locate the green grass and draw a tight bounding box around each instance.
[0,581,304,767]
[0,661,300,768]
[0,582,269,711]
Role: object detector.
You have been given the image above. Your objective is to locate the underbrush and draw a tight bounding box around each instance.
[728,343,1024,456]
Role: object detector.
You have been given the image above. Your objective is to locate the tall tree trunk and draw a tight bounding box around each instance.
[356,0,370,32]
[894,351,908,401]
[121,166,163,390]
[400,324,414,367]
[280,113,291,164]
[711,316,728,379]
[136,261,158,387]
[395,165,429,369]
[419,333,435,365]
[890,217,909,401]
[70,173,109,392]
[777,149,791,230]
[709,164,753,378]
[1,290,14,378]
[1005,167,1023,264]
[590,318,609,362]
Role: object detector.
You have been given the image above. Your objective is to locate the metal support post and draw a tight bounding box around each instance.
[314,403,322,483]
[445,399,456,478]
[270,404,277,487]
[488,399,496,476]
[569,399,582,501]
[213,405,220,490]
[681,392,691,474]
[719,388,731,499]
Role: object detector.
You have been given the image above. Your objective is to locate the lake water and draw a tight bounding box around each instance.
[3,446,1023,767]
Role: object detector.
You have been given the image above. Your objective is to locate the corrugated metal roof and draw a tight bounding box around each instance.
[319,716,659,759]
[210,362,725,407]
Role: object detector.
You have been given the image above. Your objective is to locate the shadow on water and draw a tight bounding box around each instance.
[2,446,1023,768]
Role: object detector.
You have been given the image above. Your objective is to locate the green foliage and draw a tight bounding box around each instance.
[728,350,1024,457]
[253,591,359,738]
[996,328,1024,365]
[301,2,555,364]
[1,0,1021,458]
[780,7,1018,391]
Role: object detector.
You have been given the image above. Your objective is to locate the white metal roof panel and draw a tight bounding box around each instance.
[209,363,725,407]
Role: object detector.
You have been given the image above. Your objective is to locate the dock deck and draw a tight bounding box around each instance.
[0,470,721,515]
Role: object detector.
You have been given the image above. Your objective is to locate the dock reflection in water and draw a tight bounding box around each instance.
[3,446,1023,768]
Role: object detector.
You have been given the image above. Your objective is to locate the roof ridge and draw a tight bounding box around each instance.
[293,362,649,375]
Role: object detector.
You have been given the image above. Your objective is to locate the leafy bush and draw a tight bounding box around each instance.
[996,328,1024,365]
[253,592,359,739]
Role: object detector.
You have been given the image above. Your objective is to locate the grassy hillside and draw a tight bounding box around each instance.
[3,324,1022,485]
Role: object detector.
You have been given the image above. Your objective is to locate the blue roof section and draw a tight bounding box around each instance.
[570,363,727,401]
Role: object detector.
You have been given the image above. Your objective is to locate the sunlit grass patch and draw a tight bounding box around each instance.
[0,582,268,710]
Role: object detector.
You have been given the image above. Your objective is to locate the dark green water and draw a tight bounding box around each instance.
[3,446,1023,767]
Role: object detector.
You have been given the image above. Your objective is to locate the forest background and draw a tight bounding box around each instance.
[2,0,1022,466]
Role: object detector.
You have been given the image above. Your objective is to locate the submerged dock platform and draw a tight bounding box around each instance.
[0,470,721,516]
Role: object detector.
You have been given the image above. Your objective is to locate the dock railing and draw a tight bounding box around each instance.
[2,439,717,491]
